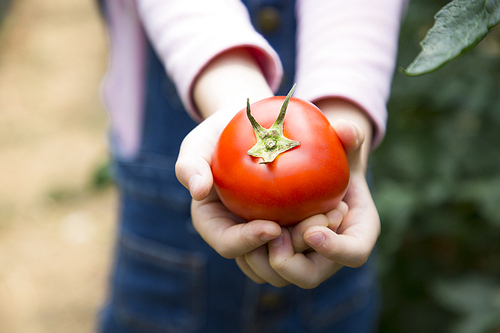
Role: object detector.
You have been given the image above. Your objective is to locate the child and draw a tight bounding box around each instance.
[97,0,407,332]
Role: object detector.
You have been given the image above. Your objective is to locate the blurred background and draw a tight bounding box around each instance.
[374,0,500,332]
[0,0,499,333]
[0,0,115,332]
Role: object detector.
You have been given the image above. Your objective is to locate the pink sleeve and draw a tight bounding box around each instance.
[294,0,408,148]
[136,0,283,120]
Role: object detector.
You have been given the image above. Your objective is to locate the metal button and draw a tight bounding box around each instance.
[258,6,281,33]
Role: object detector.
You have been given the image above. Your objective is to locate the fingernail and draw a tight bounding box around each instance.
[305,231,325,247]
[348,121,359,146]
[188,174,202,196]
[330,210,343,225]
[270,232,284,247]
[260,232,278,242]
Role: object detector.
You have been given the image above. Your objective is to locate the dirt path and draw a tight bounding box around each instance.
[0,0,116,332]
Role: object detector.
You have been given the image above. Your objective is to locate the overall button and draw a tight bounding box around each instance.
[257,6,281,33]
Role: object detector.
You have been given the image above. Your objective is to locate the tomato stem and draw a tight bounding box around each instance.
[247,84,300,164]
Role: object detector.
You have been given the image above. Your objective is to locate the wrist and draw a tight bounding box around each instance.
[193,48,274,119]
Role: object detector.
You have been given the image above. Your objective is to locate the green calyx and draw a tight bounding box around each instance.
[247,84,300,164]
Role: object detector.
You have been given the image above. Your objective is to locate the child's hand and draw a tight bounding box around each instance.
[235,203,348,288]
[235,118,381,289]
[177,96,380,290]
[290,201,349,253]
[176,108,282,259]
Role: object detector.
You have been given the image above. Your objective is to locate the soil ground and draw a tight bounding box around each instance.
[0,0,117,332]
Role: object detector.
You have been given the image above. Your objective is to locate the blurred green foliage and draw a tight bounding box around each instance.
[372,0,500,332]
[90,158,114,191]
[402,0,500,76]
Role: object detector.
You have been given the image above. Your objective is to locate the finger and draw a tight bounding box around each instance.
[290,214,329,253]
[325,201,348,232]
[192,193,282,259]
[268,229,343,289]
[332,119,365,155]
[332,119,367,174]
[244,243,290,288]
[175,124,216,201]
[305,174,380,268]
[175,108,235,201]
[304,209,379,268]
[235,256,266,284]
[291,201,348,253]
[175,155,213,201]
[302,251,344,288]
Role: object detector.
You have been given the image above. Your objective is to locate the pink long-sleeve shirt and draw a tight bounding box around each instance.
[100,0,408,158]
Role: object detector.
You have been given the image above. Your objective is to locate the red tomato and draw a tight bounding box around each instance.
[212,89,349,227]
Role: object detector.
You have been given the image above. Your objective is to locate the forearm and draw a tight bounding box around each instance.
[192,48,274,119]
[137,0,282,120]
[295,0,407,148]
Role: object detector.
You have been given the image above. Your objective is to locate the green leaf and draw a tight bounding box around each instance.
[403,0,500,76]
[432,274,500,333]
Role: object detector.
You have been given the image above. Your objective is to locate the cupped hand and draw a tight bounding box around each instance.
[238,119,381,289]
[175,108,282,259]
[177,101,380,289]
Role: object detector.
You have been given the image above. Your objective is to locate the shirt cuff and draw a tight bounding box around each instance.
[137,0,283,121]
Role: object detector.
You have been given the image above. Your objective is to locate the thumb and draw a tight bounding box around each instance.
[332,119,366,173]
[332,119,365,155]
[175,121,215,201]
[175,154,213,201]
[175,108,236,200]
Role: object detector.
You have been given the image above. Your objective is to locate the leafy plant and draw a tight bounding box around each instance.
[373,0,500,332]
[403,0,500,75]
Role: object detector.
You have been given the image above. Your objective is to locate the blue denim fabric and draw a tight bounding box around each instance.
[99,1,381,332]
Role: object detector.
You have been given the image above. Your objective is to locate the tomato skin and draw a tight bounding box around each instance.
[212,96,350,227]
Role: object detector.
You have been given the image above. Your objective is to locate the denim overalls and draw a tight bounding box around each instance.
[99,1,380,332]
